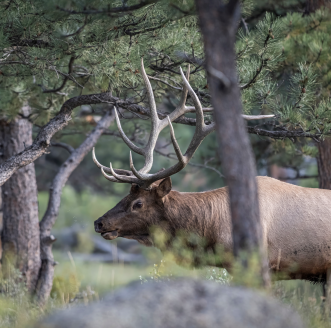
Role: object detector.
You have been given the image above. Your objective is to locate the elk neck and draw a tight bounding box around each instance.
[161,187,233,251]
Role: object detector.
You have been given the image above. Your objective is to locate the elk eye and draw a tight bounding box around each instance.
[133,201,143,210]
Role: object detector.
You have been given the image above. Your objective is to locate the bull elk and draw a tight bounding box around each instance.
[93,58,331,284]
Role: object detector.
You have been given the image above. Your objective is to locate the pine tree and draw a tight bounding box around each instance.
[245,1,331,187]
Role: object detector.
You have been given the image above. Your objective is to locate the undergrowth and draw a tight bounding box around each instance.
[1,257,331,328]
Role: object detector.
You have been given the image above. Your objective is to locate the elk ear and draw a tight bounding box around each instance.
[130,183,140,194]
[156,177,172,198]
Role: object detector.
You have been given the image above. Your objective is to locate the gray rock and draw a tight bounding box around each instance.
[38,279,305,328]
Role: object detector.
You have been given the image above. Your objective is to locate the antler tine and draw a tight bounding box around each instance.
[92,147,132,176]
[108,162,138,183]
[178,64,190,110]
[114,108,144,156]
[167,116,185,165]
[130,151,149,180]
[101,166,141,184]
[167,65,190,123]
[141,58,159,126]
[179,67,205,130]
[101,167,124,183]
[128,120,186,182]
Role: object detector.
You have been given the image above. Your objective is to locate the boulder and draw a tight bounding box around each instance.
[38,279,305,328]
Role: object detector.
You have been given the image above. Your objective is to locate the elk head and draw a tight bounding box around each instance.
[94,178,172,246]
[92,58,274,244]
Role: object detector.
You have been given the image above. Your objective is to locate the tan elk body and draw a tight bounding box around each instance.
[94,176,331,282]
[93,59,330,282]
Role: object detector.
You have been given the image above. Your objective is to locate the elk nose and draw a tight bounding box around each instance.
[94,219,104,232]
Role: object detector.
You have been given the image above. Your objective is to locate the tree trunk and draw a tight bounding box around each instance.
[195,0,270,286]
[305,0,331,14]
[0,189,2,261]
[307,0,331,190]
[1,107,41,291]
[317,138,331,189]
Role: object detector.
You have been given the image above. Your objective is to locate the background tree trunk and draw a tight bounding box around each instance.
[305,0,331,14]
[195,0,270,286]
[1,106,41,291]
[306,0,331,189]
[317,139,331,189]
[0,188,2,261]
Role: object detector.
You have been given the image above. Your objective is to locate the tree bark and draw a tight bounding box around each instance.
[305,1,331,190]
[305,0,331,14]
[0,188,2,261]
[35,109,115,306]
[317,138,331,189]
[0,106,41,291]
[195,0,270,286]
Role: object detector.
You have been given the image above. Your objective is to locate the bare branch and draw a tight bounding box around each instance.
[57,0,156,15]
[36,109,115,307]
[51,142,75,154]
[247,126,322,139]
[42,57,75,94]
[62,17,88,38]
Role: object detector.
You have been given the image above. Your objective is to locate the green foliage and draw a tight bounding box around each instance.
[0,0,204,118]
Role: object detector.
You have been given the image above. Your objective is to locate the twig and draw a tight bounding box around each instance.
[42,57,75,93]
[51,142,75,154]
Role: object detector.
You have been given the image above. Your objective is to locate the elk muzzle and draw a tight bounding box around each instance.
[94,217,119,240]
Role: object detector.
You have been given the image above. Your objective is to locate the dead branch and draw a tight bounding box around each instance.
[35,108,115,307]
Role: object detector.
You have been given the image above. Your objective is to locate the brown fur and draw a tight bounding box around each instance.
[94,176,331,282]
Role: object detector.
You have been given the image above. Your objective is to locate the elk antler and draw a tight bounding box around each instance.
[93,58,274,189]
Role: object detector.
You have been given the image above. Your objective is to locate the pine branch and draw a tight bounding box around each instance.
[11,39,52,48]
[56,0,156,15]
[247,125,322,139]
[42,57,75,94]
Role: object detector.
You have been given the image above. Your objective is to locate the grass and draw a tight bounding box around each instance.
[1,253,331,328]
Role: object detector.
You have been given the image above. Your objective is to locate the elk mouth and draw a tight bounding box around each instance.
[101,230,119,240]
[100,230,150,242]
